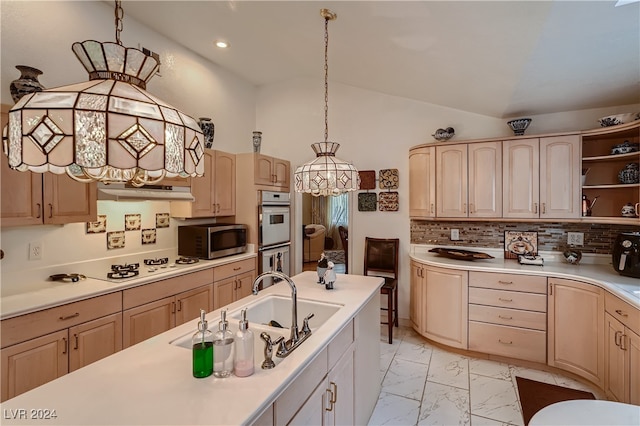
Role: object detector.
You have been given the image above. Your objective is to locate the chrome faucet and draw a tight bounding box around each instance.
[253,271,312,358]
[253,271,300,345]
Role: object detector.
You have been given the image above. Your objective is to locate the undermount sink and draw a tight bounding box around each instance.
[228,294,343,332]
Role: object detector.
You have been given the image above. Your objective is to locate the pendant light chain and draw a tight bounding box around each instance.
[324,14,330,143]
[115,0,124,46]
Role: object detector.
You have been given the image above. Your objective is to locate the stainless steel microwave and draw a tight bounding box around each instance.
[178,224,247,259]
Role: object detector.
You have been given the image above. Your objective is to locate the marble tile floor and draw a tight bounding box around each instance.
[369,326,605,426]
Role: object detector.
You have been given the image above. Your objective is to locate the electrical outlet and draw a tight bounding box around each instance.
[29,241,43,260]
[567,232,584,246]
[450,229,460,241]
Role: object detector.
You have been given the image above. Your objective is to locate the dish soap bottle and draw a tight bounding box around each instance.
[234,309,254,377]
[213,310,234,378]
[192,309,213,378]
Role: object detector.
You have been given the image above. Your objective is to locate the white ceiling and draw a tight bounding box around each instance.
[120,1,639,119]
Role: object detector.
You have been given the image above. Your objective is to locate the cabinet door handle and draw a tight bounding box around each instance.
[533,203,538,214]
[469,203,475,214]
[171,301,176,314]
[49,203,53,218]
[36,203,42,218]
[498,297,513,302]
[615,309,628,317]
[542,203,546,214]
[430,203,434,214]
[498,280,513,285]
[463,203,467,214]
[62,337,68,354]
[325,381,337,411]
[59,312,80,321]
[498,339,513,345]
[177,300,182,312]
[73,334,79,350]
[621,334,628,351]
[498,315,513,320]
[615,330,622,347]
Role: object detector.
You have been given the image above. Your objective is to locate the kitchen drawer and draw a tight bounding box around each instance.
[1,292,122,348]
[214,258,256,281]
[469,321,546,363]
[469,287,547,312]
[328,319,354,369]
[469,271,547,294]
[605,291,640,336]
[123,268,213,310]
[469,304,546,331]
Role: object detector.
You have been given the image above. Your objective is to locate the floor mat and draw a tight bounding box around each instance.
[515,376,595,425]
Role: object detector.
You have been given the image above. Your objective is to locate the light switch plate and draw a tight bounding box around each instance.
[450,229,460,241]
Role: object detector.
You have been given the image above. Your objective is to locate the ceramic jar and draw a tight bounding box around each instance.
[621,203,638,217]
[252,131,262,153]
[618,163,639,184]
[198,118,214,149]
[10,65,45,103]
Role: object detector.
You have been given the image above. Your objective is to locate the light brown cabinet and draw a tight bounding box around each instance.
[409,146,436,218]
[170,149,236,218]
[411,262,468,349]
[253,154,290,189]
[0,293,122,401]
[212,259,257,310]
[548,278,604,388]
[502,138,540,218]
[436,142,502,218]
[0,104,97,227]
[604,292,640,404]
[581,121,640,223]
[122,269,214,348]
[468,272,547,363]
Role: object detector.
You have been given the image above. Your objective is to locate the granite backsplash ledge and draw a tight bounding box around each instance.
[410,221,639,254]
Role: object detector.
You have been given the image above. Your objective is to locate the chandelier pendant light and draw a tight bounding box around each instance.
[2,1,204,187]
[294,9,360,197]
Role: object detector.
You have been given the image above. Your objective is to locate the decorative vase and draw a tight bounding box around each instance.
[621,202,637,217]
[507,118,532,136]
[252,131,262,153]
[10,65,45,103]
[618,163,639,184]
[197,117,215,149]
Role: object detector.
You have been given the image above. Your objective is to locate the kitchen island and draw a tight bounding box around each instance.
[0,271,383,425]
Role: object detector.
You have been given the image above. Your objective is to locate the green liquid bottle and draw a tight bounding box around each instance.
[192,309,213,378]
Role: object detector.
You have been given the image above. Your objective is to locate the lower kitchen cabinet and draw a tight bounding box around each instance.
[424,264,468,349]
[604,292,640,405]
[548,278,604,388]
[0,292,122,401]
[213,259,257,310]
[123,283,213,348]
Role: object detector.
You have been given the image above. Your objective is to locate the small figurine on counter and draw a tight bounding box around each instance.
[317,252,328,284]
[324,261,336,290]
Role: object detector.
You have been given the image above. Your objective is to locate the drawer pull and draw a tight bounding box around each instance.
[233,267,241,271]
[498,339,513,345]
[615,309,628,317]
[498,315,513,320]
[498,280,513,285]
[59,312,80,321]
[498,298,513,302]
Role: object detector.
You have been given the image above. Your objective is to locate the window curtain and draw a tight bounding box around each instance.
[311,194,347,250]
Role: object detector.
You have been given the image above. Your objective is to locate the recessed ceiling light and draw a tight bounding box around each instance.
[215,40,229,49]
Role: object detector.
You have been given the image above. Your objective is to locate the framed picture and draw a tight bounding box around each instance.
[504,231,538,259]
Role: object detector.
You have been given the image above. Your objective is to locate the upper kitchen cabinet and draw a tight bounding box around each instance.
[170,150,236,218]
[1,105,97,227]
[503,135,580,219]
[436,142,502,218]
[409,146,436,218]
[581,121,640,223]
[237,153,290,191]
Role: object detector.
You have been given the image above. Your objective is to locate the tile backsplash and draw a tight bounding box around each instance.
[410,220,639,254]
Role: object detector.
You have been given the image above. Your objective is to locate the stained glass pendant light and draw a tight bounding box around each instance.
[294,9,360,197]
[3,1,204,187]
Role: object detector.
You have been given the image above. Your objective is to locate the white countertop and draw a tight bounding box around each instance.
[529,400,640,425]
[0,271,383,425]
[0,251,257,320]
[410,245,640,309]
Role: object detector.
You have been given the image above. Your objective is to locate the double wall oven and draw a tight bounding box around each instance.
[258,190,291,288]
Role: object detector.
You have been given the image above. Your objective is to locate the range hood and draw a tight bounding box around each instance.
[97,183,195,202]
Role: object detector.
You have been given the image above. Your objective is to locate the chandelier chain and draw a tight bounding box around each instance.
[115,0,124,46]
[324,15,330,143]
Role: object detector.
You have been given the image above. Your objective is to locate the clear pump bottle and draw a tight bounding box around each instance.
[234,309,255,377]
[192,309,213,378]
[213,310,234,378]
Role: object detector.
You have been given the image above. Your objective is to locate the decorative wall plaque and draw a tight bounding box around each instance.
[156,213,170,228]
[141,228,157,245]
[86,215,107,234]
[379,169,399,189]
[504,231,538,259]
[358,170,376,190]
[379,191,399,211]
[107,231,125,250]
[358,193,377,211]
[124,214,141,231]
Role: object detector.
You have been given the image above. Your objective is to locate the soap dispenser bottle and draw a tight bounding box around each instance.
[213,310,234,378]
[234,309,255,377]
[192,309,213,378]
